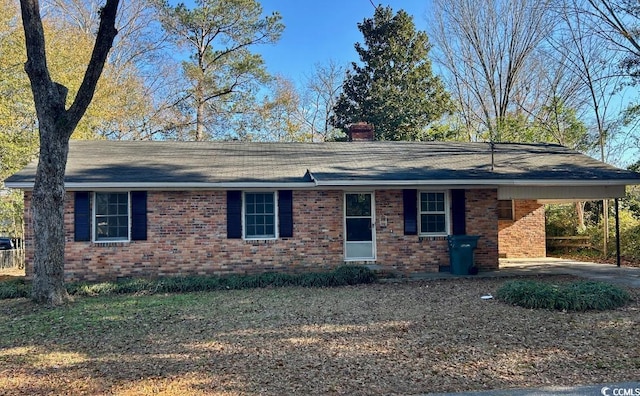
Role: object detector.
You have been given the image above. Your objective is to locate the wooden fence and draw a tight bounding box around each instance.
[0,249,25,269]
[546,236,595,250]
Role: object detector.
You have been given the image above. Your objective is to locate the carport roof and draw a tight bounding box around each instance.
[5,140,640,189]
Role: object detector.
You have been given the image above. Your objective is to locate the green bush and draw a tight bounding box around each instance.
[0,278,30,299]
[332,265,378,285]
[496,279,631,311]
[64,265,377,298]
[545,204,579,237]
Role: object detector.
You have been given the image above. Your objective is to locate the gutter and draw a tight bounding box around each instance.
[4,181,318,190]
[309,178,640,187]
[5,178,639,191]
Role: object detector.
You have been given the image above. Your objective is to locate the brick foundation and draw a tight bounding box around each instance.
[22,188,500,281]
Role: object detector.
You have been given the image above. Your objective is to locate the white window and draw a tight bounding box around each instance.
[94,192,130,242]
[419,191,449,235]
[244,192,277,239]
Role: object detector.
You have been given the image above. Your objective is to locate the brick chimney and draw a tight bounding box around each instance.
[348,122,375,141]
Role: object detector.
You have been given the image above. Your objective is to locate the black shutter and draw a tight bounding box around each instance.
[403,189,418,235]
[227,190,242,238]
[451,189,466,235]
[278,190,293,237]
[74,192,91,241]
[131,191,147,241]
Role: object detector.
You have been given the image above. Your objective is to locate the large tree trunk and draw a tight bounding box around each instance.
[20,0,119,304]
[31,134,71,304]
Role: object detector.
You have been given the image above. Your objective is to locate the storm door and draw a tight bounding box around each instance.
[344,193,376,260]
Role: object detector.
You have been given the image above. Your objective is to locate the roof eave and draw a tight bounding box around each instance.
[310,179,640,187]
[6,178,639,191]
[4,181,318,190]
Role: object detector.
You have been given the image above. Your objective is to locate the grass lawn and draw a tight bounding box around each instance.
[0,275,639,395]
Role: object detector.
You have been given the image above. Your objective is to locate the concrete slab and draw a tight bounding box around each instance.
[394,258,640,289]
[499,258,640,288]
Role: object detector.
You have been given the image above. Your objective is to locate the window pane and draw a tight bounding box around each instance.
[95,192,129,241]
[244,193,275,238]
[265,224,274,236]
[421,192,445,212]
[346,218,372,241]
[345,242,373,259]
[96,194,108,215]
[346,194,371,216]
[421,214,446,233]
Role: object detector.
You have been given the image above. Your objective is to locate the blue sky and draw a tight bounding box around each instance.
[257,1,432,83]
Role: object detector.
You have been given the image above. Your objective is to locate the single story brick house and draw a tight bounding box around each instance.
[6,129,640,281]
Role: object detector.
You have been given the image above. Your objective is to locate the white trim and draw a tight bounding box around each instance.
[418,190,450,237]
[5,181,316,190]
[242,191,278,241]
[498,184,627,200]
[310,178,640,187]
[6,178,639,191]
[92,191,131,243]
[343,192,376,261]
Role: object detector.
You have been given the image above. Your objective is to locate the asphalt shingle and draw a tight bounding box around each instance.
[5,140,640,186]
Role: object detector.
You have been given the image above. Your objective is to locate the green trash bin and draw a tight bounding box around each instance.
[447,235,480,275]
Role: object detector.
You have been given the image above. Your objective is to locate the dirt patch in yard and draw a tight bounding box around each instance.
[0,266,24,281]
[0,275,638,395]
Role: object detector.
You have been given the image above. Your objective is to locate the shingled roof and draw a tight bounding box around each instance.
[5,140,640,189]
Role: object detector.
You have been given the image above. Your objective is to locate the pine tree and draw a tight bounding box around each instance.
[332,6,451,141]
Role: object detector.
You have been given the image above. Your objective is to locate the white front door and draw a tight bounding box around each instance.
[344,192,376,260]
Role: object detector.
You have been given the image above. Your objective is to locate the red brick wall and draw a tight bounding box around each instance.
[498,200,546,258]
[63,190,347,281]
[374,190,449,274]
[465,189,499,270]
[373,189,499,274]
[22,188,500,281]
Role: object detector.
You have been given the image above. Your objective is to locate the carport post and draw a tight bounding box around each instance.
[615,198,621,267]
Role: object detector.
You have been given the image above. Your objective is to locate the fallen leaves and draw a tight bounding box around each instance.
[0,275,638,395]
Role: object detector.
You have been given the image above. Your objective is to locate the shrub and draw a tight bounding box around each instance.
[0,278,30,299]
[496,279,631,311]
[63,265,377,298]
[332,265,378,285]
[545,204,579,237]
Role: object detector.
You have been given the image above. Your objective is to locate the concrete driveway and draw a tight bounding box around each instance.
[407,257,640,289]
[498,258,640,288]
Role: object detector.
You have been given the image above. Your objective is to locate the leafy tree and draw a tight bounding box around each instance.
[44,0,186,140]
[157,0,284,141]
[250,76,305,141]
[535,97,592,150]
[42,23,151,140]
[1,0,151,247]
[20,0,119,304]
[0,0,38,178]
[332,6,451,141]
[625,161,640,218]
